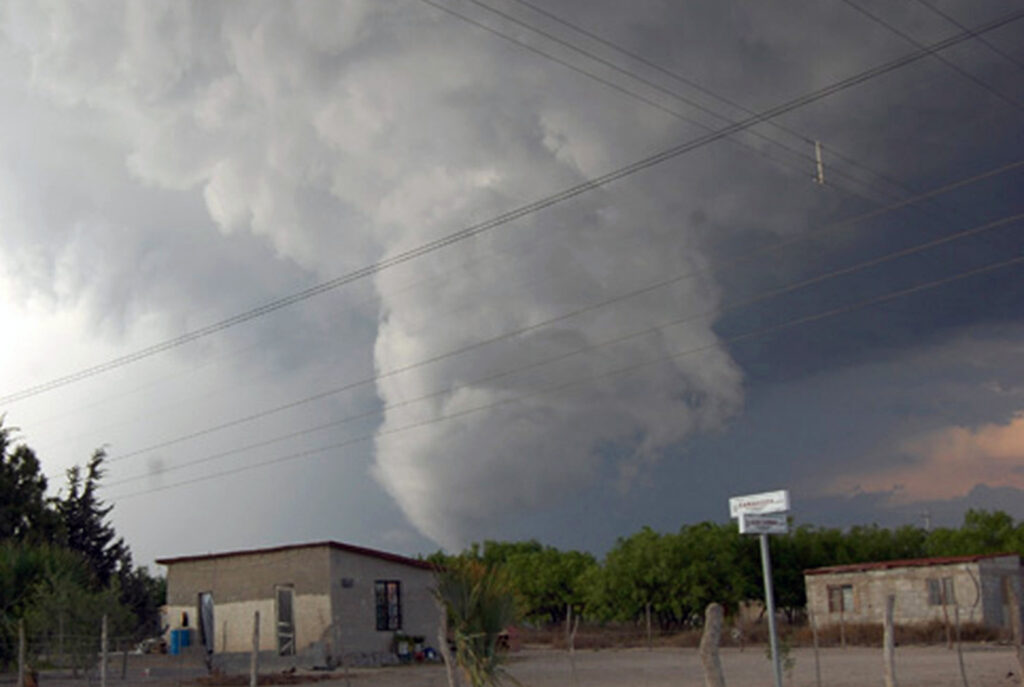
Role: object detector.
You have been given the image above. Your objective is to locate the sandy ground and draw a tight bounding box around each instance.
[332,645,1024,686]
[18,644,1024,687]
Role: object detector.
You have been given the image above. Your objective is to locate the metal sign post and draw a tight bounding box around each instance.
[759,530,783,687]
[730,491,790,687]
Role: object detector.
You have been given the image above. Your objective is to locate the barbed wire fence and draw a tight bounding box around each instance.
[3,615,201,687]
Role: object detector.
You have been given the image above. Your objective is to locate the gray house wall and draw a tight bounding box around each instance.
[159,542,440,666]
[328,548,439,656]
[164,546,332,654]
[804,554,1022,629]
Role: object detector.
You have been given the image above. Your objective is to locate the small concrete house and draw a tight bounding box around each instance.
[804,553,1023,629]
[157,541,441,666]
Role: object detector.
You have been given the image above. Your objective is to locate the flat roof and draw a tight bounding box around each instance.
[805,552,1019,576]
[156,540,436,571]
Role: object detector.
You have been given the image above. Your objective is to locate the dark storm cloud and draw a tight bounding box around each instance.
[0,0,1022,558]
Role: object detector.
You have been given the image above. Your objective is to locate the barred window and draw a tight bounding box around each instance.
[375,580,402,631]
[827,584,853,613]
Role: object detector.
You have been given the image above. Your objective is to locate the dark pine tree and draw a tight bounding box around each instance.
[57,449,128,588]
[0,419,61,542]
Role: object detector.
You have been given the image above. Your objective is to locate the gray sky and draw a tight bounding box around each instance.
[1,0,1023,567]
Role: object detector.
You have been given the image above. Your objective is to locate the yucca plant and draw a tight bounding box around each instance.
[434,559,520,687]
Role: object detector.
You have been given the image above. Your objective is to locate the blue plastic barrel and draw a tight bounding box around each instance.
[169,629,192,655]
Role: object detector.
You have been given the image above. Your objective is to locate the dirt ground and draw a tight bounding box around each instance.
[333,645,1024,686]
[20,644,1024,687]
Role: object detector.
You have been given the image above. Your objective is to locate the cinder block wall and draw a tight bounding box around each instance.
[805,556,1022,629]
[164,547,332,654]
[328,549,440,657]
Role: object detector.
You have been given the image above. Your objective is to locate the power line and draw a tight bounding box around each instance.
[54,0,968,436]
[447,0,1020,305]
[32,212,648,450]
[7,7,1021,407]
[841,0,1024,113]
[87,158,1024,470]
[101,210,1024,490]
[107,251,1024,502]
[912,0,1024,72]
[423,0,909,208]
[29,1,1012,436]
[82,155,1023,484]
[501,0,967,221]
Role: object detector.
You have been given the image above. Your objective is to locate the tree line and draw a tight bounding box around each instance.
[429,509,1024,629]
[0,419,164,667]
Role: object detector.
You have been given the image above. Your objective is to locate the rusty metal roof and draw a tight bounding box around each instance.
[804,552,1019,576]
[156,540,436,570]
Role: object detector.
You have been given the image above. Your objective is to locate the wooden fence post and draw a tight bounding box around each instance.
[1006,578,1024,686]
[101,614,108,687]
[883,595,897,687]
[953,606,969,687]
[942,591,953,650]
[645,602,653,651]
[250,611,260,687]
[17,618,25,687]
[808,606,822,687]
[58,614,64,669]
[699,603,726,687]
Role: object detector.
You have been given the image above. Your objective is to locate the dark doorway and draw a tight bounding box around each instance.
[276,586,295,656]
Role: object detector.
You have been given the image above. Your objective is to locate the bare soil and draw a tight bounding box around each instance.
[19,644,1023,687]
[301,644,1023,686]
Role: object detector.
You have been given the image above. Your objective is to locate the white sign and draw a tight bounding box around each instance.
[729,489,790,518]
[739,512,789,535]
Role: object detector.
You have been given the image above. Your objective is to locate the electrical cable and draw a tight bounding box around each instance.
[6,7,1020,408]
[912,0,1024,71]
[39,0,980,437]
[75,157,1024,475]
[106,250,1024,502]
[101,210,1024,489]
[422,0,909,208]
[841,0,1024,113]
[36,0,1020,439]
[501,0,972,222]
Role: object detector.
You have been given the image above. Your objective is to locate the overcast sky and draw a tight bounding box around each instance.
[1,0,1023,568]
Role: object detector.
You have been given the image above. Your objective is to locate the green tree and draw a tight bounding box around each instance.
[504,547,596,624]
[925,509,1016,556]
[0,542,130,669]
[117,563,166,637]
[672,522,757,619]
[57,449,128,587]
[0,420,61,542]
[586,527,676,627]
